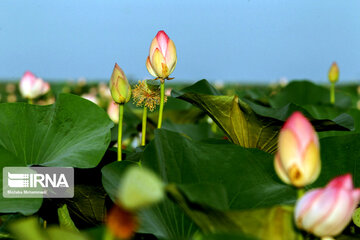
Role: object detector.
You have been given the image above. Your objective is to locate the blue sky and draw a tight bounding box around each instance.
[0,0,359,83]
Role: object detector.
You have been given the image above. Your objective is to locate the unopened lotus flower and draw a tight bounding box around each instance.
[328,62,339,104]
[328,62,339,83]
[295,174,360,238]
[107,101,119,123]
[109,63,131,104]
[19,71,50,100]
[274,112,321,187]
[146,30,177,79]
[109,63,130,161]
[118,167,164,211]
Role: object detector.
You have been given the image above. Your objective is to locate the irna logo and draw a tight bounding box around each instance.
[7,172,69,188]
[3,167,74,198]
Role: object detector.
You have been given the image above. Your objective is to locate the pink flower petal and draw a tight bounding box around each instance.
[156,30,169,57]
[283,112,317,152]
[326,174,353,190]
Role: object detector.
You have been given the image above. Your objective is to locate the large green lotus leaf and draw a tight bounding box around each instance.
[303,106,360,137]
[60,184,107,228]
[101,129,298,239]
[141,131,360,239]
[269,80,352,109]
[144,130,296,209]
[346,109,360,133]
[176,183,229,210]
[338,84,360,109]
[310,134,360,188]
[244,99,355,137]
[234,85,272,103]
[172,79,221,96]
[0,93,113,167]
[162,121,215,141]
[165,95,199,109]
[242,98,352,127]
[163,133,360,239]
[138,199,197,240]
[167,185,301,240]
[177,90,352,153]
[149,106,206,125]
[0,94,113,215]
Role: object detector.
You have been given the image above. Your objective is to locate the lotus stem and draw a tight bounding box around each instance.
[297,188,305,199]
[330,82,335,104]
[28,99,34,104]
[157,79,165,129]
[141,106,148,146]
[118,104,124,161]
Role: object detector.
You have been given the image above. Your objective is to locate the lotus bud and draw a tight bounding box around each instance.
[295,174,360,238]
[146,30,177,79]
[109,63,131,104]
[19,71,50,99]
[118,166,164,211]
[328,62,339,83]
[274,112,321,187]
[107,101,119,123]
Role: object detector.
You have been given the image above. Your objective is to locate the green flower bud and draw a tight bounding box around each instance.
[109,63,131,104]
[328,62,339,84]
[118,166,164,211]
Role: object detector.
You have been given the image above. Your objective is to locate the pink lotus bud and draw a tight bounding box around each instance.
[107,101,119,123]
[19,71,51,99]
[274,112,321,187]
[146,30,177,79]
[295,174,360,237]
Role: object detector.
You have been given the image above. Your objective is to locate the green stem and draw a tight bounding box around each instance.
[157,80,165,129]
[118,104,124,161]
[28,99,34,104]
[330,82,335,104]
[103,228,114,240]
[297,188,305,199]
[141,106,148,146]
